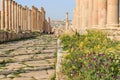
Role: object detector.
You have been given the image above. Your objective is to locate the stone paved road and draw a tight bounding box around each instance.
[0,35,57,80]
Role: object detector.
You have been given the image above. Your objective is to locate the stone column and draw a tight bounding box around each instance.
[20,6,23,31]
[32,6,38,31]
[22,7,25,31]
[76,0,79,30]
[35,8,38,31]
[107,0,119,26]
[48,17,51,33]
[13,1,16,31]
[98,0,107,27]
[88,0,93,28]
[24,6,26,31]
[39,11,42,32]
[23,7,26,31]
[8,0,12,30]
[92,0,98,26]
[19,5,22,32]
[65,12,69,31]
[30,10,32,31]
[16,3,19,33]
[5,0,9,30]
[1,0,5,30]
[79,0,82,29]
[32,6,34,31]
[40,7,46,32]
[25,6,29,31]
[28,9,31,31]
[14,2,17,32]
[18,5,20,31]
[11,0,14,31]
[37,10,39,31]
[81,0,85,29]
[84,0,88,28]
[21,7,23,31]
[39,11,41,31]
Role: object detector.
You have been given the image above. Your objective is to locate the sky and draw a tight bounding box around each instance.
[13,0,76,20]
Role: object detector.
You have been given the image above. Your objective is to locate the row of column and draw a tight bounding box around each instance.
[0,0,52,33]
[44,17,52,33]
[73,0,119,31]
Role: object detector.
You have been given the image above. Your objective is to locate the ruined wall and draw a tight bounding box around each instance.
[0,0,52,43]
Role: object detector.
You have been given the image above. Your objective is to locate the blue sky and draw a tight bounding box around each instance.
[14,0,75,20]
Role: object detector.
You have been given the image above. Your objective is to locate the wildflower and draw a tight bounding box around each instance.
[84,61,86,64]
[63,53,69,58]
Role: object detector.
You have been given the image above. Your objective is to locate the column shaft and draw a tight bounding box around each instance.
[98,0,107,26]
[5,0,9,30]
[28,9,31,31]
[8,0,12,30]
[88,0,93,27]
[84,0,88,28]
[92,0,98,26]
[107,0,119,26]
[1,0,5,30]
[11,0,14,31]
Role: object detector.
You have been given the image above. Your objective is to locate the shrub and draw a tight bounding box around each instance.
[61,30,120,80]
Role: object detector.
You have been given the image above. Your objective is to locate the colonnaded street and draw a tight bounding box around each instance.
[0,35,57,80]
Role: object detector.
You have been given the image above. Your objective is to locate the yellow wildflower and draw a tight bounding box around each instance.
[63,53,69,58]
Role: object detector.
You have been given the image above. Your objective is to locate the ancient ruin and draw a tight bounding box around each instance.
[73,0,119,31]
[0,0,52,42]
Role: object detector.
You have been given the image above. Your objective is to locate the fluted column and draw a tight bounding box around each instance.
[24,6,26,31]
[26,7,28,31]
[35,8,37,31]
[1,0,5,30]
[20,6,23,31]
[88,0,93,27]
[11,0,14,31]
[16,3,19,33]
[25,6,29,31]
[15,2,17,32]
[76,0,80,30]
[28,9,31,31]
[38,11,41,31]
[23,8,25,31]
[79,0,82,29]
[107,0,119,26]
[18,5,21,32]
[30,10,32,31]
[5,0,9,30]
[32,6,34,31]
[39,12,42,32]
[19,5,22,32]
[98,0,107,27]
[84,0,88,28]
[48,17,51,33]
[37,10,39,31]
[8,0,12,30]
[13,1,16,31]
[81,0,85,29]
[92,0,98,26]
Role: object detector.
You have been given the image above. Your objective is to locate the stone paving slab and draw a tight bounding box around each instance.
[0,35,57,80]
